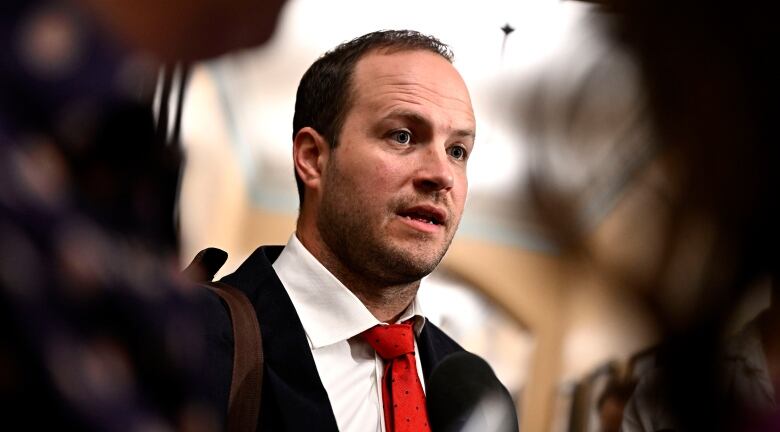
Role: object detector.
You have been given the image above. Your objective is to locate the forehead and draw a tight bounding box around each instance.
[348,50,475,125]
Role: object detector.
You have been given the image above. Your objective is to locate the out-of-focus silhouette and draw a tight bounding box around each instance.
[522,0,778,430]
[596,378,635,432]
[0,0,285,429]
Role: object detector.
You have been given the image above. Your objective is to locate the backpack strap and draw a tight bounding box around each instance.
[185,248,263,432]
[204,281,263,432]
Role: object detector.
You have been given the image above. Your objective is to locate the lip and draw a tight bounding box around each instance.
[396,204,448,233]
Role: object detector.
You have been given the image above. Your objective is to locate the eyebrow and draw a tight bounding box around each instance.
[381,109,476,141]
[453,128,477,141]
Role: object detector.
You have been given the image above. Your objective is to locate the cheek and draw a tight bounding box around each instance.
[366,159,403,188]
[453,175,468,204]
[338,161,396,211]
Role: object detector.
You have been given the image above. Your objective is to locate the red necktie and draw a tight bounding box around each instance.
[361,321,431,432]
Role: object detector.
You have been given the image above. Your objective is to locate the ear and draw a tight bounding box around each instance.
[293,126,329,193]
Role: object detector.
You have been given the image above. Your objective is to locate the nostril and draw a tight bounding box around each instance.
[414,167,454,191]
[415,178,449,192]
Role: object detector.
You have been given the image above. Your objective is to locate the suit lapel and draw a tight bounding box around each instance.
[418,321,464,387]
[221,246,339,432]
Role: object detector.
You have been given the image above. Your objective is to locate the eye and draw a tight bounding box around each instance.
[448,145,467,161]
[390,130,412,145]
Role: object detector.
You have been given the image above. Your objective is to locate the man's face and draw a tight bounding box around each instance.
[316,49,475,285]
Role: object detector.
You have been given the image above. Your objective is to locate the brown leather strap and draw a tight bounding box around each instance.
[205,281,263,432]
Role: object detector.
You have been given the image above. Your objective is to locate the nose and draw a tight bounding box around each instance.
[413,146,454,193]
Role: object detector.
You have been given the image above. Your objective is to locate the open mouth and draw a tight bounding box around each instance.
[398,207,446,226]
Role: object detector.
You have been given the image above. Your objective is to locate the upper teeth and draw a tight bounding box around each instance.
[407,215,435,224]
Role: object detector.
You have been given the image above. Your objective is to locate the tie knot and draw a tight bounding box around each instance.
[360,322,415,359]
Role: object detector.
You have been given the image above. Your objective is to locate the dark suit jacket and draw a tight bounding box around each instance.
[198,245,464,431]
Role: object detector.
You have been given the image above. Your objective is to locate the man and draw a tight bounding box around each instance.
[198,30,502,431]
[198,31,500,431]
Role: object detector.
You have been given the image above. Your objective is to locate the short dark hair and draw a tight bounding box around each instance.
[292,30,454,203]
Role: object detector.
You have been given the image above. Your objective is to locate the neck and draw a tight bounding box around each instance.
[295,226,420,323]
[335,271,420,323]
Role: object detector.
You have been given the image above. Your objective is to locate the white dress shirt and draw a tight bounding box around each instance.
[272,233,427,432]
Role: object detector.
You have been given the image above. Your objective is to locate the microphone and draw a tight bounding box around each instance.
[426,351,519,432]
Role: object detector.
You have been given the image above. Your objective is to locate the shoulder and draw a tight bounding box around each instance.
[187,245,285,425]
[219,245,284,296]
[420,320,463,353]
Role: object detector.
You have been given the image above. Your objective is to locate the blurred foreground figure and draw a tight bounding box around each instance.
[0,0,284,429]
[523,1,778,431]
[608,2,779,431]
[596,379,635,432]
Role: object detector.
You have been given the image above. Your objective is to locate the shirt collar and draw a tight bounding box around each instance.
[272,233,426,349]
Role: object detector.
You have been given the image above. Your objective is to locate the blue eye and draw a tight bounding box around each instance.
[448,145,467,160]
[392,130,412,144]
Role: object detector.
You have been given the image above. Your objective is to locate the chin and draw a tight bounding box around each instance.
[378,245,445,281]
